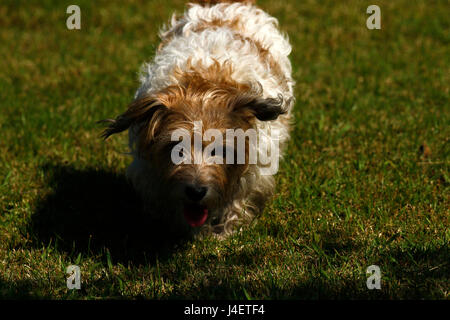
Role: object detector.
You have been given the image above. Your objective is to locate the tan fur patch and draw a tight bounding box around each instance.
[231,33,290,92]
[132,60,255,151]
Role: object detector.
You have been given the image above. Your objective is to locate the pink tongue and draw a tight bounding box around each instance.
[183,204,208,227]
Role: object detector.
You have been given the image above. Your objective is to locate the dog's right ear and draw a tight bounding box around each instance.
[99,95,168,140]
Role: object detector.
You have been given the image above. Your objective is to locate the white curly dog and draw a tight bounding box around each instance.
[102,0,294,237]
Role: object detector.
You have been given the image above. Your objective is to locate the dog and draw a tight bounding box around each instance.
[101,0,294,237]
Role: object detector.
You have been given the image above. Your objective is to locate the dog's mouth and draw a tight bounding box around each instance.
[183,203,208,227]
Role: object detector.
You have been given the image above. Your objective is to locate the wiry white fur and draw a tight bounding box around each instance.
[127,2,294,237]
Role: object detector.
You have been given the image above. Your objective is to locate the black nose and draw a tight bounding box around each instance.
[185,185,207,202]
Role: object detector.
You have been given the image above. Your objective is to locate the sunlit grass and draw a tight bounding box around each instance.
[0,0,448,299]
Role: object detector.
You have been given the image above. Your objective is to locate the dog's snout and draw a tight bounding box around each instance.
[185,185,207,202]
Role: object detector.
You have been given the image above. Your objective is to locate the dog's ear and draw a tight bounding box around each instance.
[234,94,286,121]
[99,95,168,140]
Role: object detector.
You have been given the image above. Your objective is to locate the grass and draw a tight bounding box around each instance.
[0,0,448,299]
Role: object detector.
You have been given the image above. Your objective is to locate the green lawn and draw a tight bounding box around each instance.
[0,0,448,299]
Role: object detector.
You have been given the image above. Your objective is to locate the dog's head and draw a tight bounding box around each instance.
[101,62,285,229]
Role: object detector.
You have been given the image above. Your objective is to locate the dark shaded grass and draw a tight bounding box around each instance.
[30,164,191,265]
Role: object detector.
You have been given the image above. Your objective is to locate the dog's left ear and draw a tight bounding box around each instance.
[99,95,168,139]
[235,94,286,121]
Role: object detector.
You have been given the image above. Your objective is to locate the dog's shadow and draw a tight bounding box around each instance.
[30,164,190,265]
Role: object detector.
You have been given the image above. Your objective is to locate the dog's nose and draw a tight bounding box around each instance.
[185,185,207,202]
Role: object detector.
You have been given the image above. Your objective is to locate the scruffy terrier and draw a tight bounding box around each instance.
[102,0,294,237]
